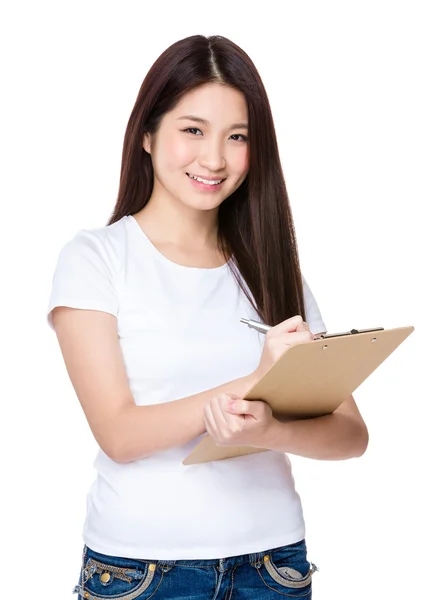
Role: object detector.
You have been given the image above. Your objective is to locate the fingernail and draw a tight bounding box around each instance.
[230,401,237,411]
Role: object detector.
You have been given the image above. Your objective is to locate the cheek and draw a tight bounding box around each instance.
[232,148,249,178]
[163,137,196,169]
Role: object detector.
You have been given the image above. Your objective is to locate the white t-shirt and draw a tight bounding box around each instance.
[47,215,326,560]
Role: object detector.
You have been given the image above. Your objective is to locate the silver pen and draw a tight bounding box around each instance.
[241,317,322,341]
[240,318,272,334]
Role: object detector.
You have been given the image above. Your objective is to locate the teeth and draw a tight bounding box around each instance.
[188,174,223,185]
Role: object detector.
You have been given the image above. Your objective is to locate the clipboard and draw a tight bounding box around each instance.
[183,325,414,465]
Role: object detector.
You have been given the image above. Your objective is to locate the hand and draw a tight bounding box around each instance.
[203,393,275,448]
[254,315,314,381]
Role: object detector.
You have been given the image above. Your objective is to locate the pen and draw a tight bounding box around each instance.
[240,317,322,340]
[240,318,272,334]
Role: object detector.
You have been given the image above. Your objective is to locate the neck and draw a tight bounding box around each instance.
[135,196,219,252]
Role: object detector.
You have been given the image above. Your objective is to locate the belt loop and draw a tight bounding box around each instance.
[250,551,264,567]
[158,559,176,572]
[254,551,264,567]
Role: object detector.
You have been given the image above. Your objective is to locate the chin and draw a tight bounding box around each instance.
[188,200,224,212]
[180,194,226,212]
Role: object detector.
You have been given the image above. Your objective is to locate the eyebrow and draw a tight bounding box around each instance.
[177,115,248,130]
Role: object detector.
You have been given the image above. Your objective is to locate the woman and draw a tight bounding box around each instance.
[47,34,368,599]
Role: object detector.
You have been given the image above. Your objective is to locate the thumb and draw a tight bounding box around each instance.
[226,398,254,415]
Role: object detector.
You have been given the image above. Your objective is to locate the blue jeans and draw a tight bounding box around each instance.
[73,539,316,599]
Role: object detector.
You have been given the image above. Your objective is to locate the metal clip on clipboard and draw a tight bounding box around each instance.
[316,327,384,339]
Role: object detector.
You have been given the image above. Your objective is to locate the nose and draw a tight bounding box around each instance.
[198,139,226,172]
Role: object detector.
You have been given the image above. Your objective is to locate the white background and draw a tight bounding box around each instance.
[1,1,430,598]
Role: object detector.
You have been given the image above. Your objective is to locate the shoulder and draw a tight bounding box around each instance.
[58,216,128,273]
[47,218,129,329]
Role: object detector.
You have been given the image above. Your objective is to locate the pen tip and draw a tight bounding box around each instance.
[240,318,248,324]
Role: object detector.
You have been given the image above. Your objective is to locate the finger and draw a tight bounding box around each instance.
[203,402,218,435]
[225,398,256,416]
[286,330,314,345]
[210,394,231,426]
[270,315,308,334]
[296,319,309,332]
[269,330,314,347]
[216,395,248,433]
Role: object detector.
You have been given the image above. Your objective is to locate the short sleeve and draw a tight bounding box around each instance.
[302,275,326,334]
[46,230,119,330]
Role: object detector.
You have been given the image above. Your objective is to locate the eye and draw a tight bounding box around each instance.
[183,127,203,136]
[230,134,248,142]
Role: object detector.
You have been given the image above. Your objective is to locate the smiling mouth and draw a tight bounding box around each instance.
[186,173,226,185]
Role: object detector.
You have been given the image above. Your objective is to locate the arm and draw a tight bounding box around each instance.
[265,395,369,460]
[203,323,368,461]
[204,394,369,461]
[52,307,256,464]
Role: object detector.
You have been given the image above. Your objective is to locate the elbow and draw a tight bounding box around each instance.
[352,423,369,458]
[92,409,141,463]
[93,410,155,463]
[105,448,131,464]
[101,443,128,464]
[97,432,133,464]
[102,436,152,464]
[105,440,138,464]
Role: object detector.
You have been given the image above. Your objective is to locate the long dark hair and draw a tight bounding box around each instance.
[108,35,306,326]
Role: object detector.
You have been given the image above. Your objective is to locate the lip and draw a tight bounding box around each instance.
[186,173,226,182]
[186,172,226,192]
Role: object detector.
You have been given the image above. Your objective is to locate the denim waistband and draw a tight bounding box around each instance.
[84,539,306,573]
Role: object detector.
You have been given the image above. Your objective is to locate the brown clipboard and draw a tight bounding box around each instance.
[183,325,414,465]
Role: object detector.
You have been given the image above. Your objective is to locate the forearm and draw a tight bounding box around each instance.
[112,373,257,463]
[264,412,369,460]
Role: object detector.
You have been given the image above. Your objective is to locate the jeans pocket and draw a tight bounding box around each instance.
[255,541,317,597]
[73,547,161,599]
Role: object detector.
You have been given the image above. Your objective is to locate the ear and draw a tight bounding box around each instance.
[143,132,151,154]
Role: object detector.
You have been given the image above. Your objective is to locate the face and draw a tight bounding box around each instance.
[143,83,249,213]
